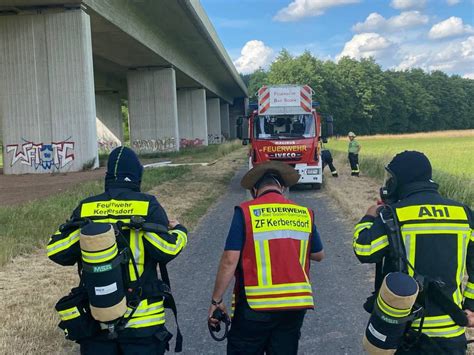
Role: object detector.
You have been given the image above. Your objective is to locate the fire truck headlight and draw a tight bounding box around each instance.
[306,168,320,175]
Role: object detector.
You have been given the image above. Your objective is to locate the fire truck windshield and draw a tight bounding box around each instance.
[254,114,315,140]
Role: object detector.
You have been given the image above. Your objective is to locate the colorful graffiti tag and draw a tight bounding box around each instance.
[132,138,177,152]
[98,140,119,152]
[6,138,75,170]
[180,138,205,148]
[208,134,224,145]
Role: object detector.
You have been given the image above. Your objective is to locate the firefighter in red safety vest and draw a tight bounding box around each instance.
[208,161,325,354]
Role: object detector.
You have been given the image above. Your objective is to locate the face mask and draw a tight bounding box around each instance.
[380,167,399,204]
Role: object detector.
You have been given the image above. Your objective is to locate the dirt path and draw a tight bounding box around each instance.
[0,168,106,206]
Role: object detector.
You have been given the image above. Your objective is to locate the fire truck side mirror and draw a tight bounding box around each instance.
[325,115,334,137]
[242,138,250,146]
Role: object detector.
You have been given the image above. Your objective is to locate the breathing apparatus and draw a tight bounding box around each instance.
[363,203,469,354]
[379,166,399,205]
[55,216,184,351]
[363,205,422,354]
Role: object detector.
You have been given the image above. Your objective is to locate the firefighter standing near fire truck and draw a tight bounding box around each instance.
[208,161,324,354]
[348,131,361,176]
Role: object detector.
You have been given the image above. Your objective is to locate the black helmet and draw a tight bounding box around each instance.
[387,151,432,186]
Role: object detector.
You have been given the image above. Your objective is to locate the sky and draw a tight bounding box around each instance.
[200,0,474,78]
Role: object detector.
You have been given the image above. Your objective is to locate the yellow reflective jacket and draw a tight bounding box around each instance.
[353,183,474,339]
[47,188,187,337]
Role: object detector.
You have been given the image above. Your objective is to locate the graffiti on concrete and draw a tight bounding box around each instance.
[6,138,75,170]
[98,140,119,152]
[180,138,205,148]
[132,138,177,152]
[208,134,223,145]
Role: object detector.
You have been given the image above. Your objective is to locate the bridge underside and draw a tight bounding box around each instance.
[0,0,248,174]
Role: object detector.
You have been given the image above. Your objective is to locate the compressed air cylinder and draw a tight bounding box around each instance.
[363,272,419,354]
[80,223,127,322]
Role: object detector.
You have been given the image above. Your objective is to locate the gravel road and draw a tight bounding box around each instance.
[166,167,373,354]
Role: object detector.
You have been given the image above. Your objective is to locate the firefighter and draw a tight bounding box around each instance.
[347,131,361,176]
[321,147,338,177]
[353,151,474,354]
[208,161,324,354]
[47,146,188,355]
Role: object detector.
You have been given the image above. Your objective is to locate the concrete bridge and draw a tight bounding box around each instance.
[0,0,248,174]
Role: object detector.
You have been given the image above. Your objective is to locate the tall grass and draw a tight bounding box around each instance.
[333,150,473,208]
[327,133,474,178]
[0,166,190,266]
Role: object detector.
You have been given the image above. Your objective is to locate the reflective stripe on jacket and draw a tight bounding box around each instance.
[238,192,314,311]
[353,187,474,339]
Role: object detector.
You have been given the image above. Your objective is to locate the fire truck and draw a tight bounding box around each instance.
[243,85,332,188]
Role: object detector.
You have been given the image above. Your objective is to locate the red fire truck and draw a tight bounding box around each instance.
[243,85,332,188]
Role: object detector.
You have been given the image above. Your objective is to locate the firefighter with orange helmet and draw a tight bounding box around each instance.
[208,161,324,354]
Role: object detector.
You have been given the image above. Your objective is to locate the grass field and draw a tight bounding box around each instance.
[0,140,243,267]
[326,130,474,208]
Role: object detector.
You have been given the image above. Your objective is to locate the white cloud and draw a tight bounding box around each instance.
[353,11,429,33]
[446,0,461,5]
[274,0,360,22]
[429,17,474,39]
[396,36,474,74]
[390,0,426,10]
[464,73,474,79]
[233,40,274,74]
[337,33,394,60]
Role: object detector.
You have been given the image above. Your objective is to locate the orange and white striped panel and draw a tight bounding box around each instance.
[258,86,270,114]
[300,85,312,112]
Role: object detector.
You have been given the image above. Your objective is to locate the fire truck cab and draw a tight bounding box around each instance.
[244,85,329,188]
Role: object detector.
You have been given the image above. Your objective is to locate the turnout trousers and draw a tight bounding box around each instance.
[395,334,467,355]
[348,153,359,176]
[322,151,338,177]
[79,327,171,355]
[227,303,306,355]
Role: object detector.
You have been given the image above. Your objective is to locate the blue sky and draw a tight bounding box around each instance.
[201,0,474,77]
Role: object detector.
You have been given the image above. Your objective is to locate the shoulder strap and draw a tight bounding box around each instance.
[379,205,408,273]
[158,262,183,352]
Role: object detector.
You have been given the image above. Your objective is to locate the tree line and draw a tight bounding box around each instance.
[241,50,474,136]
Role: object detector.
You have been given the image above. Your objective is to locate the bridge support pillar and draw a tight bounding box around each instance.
[220,103,230,141]
[207,98,222,144]
[127,68,179,153]
[230,98,248,139]
[177,89,208,148]
[0,9,98,174]
[96,92,123,153]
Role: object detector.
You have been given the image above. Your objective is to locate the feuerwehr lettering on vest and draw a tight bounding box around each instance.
[252,205,310,230]
[93,201,135,216]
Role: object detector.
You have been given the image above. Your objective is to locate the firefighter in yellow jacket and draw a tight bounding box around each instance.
[353,151,474,354]
[208,161,325,354]
[47,147,187,355]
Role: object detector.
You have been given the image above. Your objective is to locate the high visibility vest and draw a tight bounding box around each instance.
[238,192,315,311]
[395,203,472,338]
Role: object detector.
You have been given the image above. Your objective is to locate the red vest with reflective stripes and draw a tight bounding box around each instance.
[238,191,314,311]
